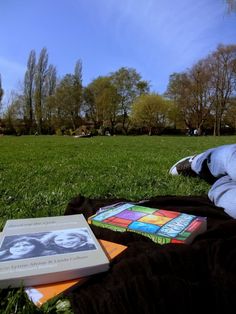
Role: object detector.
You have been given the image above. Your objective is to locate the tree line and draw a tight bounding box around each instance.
[0,44,235,136]
[166,44,236,136]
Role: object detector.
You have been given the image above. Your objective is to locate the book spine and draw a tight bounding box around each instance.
[126,229,183,244]
[90,220,126,233]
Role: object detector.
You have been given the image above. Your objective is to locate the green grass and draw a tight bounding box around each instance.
[1,134,236,313]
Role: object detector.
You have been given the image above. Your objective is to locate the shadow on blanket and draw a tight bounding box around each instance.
[64,195,236,314]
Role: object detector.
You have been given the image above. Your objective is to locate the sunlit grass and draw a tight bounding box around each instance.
[1,135,236,228]
[1,134,236,313]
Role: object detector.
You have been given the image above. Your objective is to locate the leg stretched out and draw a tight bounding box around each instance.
[169,144,236,218]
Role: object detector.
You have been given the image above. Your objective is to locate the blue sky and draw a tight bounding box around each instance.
[0,0,235,104]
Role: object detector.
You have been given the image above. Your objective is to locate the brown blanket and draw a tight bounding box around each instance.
[64,195,236,314]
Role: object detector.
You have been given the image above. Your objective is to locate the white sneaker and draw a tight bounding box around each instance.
[169,156,196,176]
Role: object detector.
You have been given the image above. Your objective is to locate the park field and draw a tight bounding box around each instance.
[1,134,236,313]
[1,135,236,229]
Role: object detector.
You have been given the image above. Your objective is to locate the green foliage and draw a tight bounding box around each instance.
[24,50,36,134]
[131,93,170,134]
[85,76,119,129]
[0,74,4,106]
[34,48,49,134]
[0,286,41,314]
[53,72,83,131]
[0,286,73,314]
[110,67,150,133]
[55,128,62,136]
[2,44,236,136]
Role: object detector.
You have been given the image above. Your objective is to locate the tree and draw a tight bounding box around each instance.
[131,93,169,135]
[207,44,236,135]
[95,79,120,134]
[166,72,194,129]
[226,0,236,13]
[72,59,83,128]
[34,47,48,133]
[74,59,83,86]
[3,92,25,135]
[110,67,150,134]
[83,76,107,129]
[187,60,214,134]
[166,56,222,135]
[83,85,96,123]
[54,75,76,130]
[0,74,4,115]
[44,64,57,133]
[224,96,236,129]
[53,63,83,131]
[45,64,57,97]
[23,50,36,134]
[83,76,120,132]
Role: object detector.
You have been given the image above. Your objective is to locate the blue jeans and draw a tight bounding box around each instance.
[191,144,236,218]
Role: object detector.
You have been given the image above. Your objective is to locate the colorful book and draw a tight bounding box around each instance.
[88,203,207,244]
[0,215,109,288]
[25,240,127,307]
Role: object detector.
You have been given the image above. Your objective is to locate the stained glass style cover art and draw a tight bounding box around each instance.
[88,203,207,244]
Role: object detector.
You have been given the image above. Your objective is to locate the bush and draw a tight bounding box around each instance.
[55,128,62,136]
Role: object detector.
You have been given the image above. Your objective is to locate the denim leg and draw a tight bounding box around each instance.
[208,175,236,218]
[191,149,216,174]
[191,144,236,217]
[191,144,236,180]
[225,148,236,181]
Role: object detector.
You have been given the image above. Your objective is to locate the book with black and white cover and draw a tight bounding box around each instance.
[0,215,109,289]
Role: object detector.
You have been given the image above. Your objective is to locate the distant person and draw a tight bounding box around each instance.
[0,236,46,261]
[169,143,236,218]
[193,129,198,136]
[187,128,194,136]
[41,229,97,253]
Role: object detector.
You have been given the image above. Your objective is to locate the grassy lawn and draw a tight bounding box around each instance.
[1,134,236,313]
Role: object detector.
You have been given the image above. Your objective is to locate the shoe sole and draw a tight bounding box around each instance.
[169,156,194,175]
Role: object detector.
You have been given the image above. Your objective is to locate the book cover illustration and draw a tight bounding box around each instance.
[88,203,207,244]
[0,227,97,262]
[25,240,127,307]
[0,215,109,288]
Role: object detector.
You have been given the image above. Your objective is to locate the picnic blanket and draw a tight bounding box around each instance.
[64,195,236,314]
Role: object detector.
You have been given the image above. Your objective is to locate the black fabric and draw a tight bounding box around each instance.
[198,156,217,185]
[64,195,236,314]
